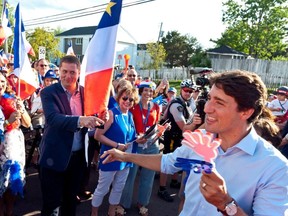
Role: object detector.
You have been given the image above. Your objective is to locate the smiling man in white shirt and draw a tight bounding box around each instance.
[101,70,288,216]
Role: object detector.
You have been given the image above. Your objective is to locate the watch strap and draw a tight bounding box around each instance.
[217,198,237,215]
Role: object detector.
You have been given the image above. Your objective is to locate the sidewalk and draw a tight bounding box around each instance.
[14,166,180,216]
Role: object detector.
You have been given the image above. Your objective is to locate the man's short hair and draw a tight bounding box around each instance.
[209,70,267,123]
[59,55,80,71]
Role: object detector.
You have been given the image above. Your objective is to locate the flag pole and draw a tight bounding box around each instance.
[2,0,8,54]
[17,3,21,98]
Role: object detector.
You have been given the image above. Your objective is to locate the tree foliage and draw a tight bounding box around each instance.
[161,31,202,68]
[214,0,288,59]
[27,27,64,61]
[146,42,166,71]
[189,48,212,68]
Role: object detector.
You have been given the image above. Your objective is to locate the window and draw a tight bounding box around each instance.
[75,38,83,45]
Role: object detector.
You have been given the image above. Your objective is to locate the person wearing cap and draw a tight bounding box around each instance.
[161,87,177,115]
[157,79,202,202]
[167,87,177,99]
[267,86,288,127]
[118,80,165,215]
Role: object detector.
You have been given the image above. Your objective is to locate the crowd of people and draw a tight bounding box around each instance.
[0,55,288,216]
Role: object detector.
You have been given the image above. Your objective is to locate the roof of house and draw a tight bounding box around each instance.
[56,26,97,36]
[207,45,247,56]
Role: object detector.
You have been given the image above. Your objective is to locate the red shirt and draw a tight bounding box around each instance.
[130,102,160,134]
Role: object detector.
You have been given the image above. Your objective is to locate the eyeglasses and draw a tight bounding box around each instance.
[182,88,194,94]
[40,64,48,67]
[128,74,136,77]
[122,96,134,102]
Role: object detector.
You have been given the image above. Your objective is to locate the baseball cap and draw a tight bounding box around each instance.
[42,70,58,80]
[168,87,177,93]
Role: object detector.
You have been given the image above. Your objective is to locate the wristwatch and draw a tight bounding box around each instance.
[218,199,238,216]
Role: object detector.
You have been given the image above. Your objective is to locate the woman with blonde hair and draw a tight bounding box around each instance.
[91,86,145,216]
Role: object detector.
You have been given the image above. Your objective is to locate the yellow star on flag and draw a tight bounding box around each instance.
[106,2,116,16]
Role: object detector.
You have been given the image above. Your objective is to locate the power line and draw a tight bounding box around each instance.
[25,0,155,26]
[25,3,108,22]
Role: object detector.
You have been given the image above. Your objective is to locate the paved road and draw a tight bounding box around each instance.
[14,166,180,216]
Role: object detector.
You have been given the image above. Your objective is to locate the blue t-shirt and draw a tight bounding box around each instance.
[99,107,137,171]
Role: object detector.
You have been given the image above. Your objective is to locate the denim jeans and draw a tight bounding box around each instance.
[120,142,159,208]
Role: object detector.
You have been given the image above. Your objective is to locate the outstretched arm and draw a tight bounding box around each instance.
[101,148,162,172]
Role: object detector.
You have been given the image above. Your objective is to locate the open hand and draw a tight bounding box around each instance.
[101,148,126,164]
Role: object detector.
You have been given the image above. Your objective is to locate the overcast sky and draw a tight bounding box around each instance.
[9,0,227,49]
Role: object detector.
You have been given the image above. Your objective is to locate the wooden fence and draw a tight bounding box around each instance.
[138,59,288,89]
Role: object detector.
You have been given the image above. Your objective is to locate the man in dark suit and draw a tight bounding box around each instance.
[39,55,105,216]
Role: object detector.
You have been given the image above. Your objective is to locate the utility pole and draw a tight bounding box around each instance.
[157,22,163,43]
[155,22,163,79]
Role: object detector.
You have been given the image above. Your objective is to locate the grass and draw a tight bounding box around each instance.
[155,79,182,93]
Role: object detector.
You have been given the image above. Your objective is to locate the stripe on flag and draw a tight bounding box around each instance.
[19,19,35,56]
[12,3,38,100]
[80,0,123,115]
[0,1,13,46]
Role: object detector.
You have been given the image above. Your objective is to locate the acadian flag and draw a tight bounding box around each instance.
[152,95,164,105]
[80,0,122,115]
[12,3,38,100]
[0,0,13,46]
[66,40,75,56]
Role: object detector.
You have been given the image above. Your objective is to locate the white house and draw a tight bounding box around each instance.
[56,25,137,68]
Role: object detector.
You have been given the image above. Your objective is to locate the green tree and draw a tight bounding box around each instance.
[189,48,212,68]
[161,31,202,68]
[146,42,166,70]
[213,0,288,59]
[27,27,64,61]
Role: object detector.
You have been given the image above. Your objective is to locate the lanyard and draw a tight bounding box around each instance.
[139,102,151,132]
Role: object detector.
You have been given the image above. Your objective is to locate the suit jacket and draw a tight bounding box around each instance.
[39,82,87,171]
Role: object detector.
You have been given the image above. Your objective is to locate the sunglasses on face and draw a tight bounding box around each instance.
[182,88,194,94]
[128,74,136,77]
[40,64,48,67]
[122,96,134,102]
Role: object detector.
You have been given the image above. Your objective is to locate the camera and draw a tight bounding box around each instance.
[196,75,210,87]
[189,67,213,124]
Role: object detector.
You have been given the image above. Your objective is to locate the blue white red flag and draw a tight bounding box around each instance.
[80,0,122,115]
[13,3,38,100]
[0,1,12,46]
